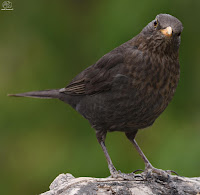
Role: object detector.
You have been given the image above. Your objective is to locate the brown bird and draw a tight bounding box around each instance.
[9,14,183,178]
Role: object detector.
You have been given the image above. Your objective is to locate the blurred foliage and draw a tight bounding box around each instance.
[1,0,200,194]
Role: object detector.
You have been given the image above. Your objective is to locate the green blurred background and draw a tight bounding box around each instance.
[1,0,200,194]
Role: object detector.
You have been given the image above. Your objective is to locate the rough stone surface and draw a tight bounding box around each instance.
[41,173,200,195]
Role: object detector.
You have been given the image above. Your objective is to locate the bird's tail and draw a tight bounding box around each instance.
[8,89,60,99]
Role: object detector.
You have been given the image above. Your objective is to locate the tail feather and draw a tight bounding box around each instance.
[8,89,60,99]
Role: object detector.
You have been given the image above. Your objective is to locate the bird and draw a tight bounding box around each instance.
[8,13,183,178]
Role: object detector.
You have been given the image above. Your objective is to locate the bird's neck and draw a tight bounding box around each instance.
[133,34,179,58]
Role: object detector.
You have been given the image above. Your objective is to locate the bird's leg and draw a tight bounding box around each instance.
[125,132,171,177]
[130,138,153,169]
[96,131,118,177]
[125,131,152,168]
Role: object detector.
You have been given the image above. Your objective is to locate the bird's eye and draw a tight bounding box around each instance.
[177,32,181,36]
[154,19,158,28]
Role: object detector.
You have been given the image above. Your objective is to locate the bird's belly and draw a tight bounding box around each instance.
[76,89,169,132]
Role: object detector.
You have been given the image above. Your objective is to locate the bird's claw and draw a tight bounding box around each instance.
[165,170,179,176]
[132,169,144,174]
[109,170,137,180]
[140,166,180,183]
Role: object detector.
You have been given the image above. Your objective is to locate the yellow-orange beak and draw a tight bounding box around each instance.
[160,26,173,37]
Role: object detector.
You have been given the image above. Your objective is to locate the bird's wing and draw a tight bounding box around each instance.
[60,52,124,95]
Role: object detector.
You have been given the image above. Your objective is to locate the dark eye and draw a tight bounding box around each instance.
[177,32,181,36]
[154,19,158,28]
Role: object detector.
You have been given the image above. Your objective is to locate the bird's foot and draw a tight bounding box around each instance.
[141,164,179,181]
[108,169,136,180]
[109,169,145,181]
[144,166,169,177]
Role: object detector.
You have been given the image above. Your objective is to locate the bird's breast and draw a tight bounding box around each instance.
[125,52,180,127]
[129,51,180,97]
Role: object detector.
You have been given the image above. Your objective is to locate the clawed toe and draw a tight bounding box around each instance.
[110,170,136,180]
[132,169,144,174]
[141,166,180,182]
[146,167,179,176]
[165,170,179,176]
[145,167,169,177]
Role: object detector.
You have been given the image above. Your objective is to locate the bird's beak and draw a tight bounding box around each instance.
[160,26,173,37]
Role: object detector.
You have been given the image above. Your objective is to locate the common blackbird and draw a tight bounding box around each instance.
[9,14,183,178]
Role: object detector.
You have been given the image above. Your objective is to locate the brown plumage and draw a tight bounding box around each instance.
[8,14,183,178]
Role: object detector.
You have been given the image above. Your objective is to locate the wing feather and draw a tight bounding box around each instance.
[61,52,124,95]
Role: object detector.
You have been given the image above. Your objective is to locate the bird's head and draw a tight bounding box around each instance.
[139,14,183,54]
